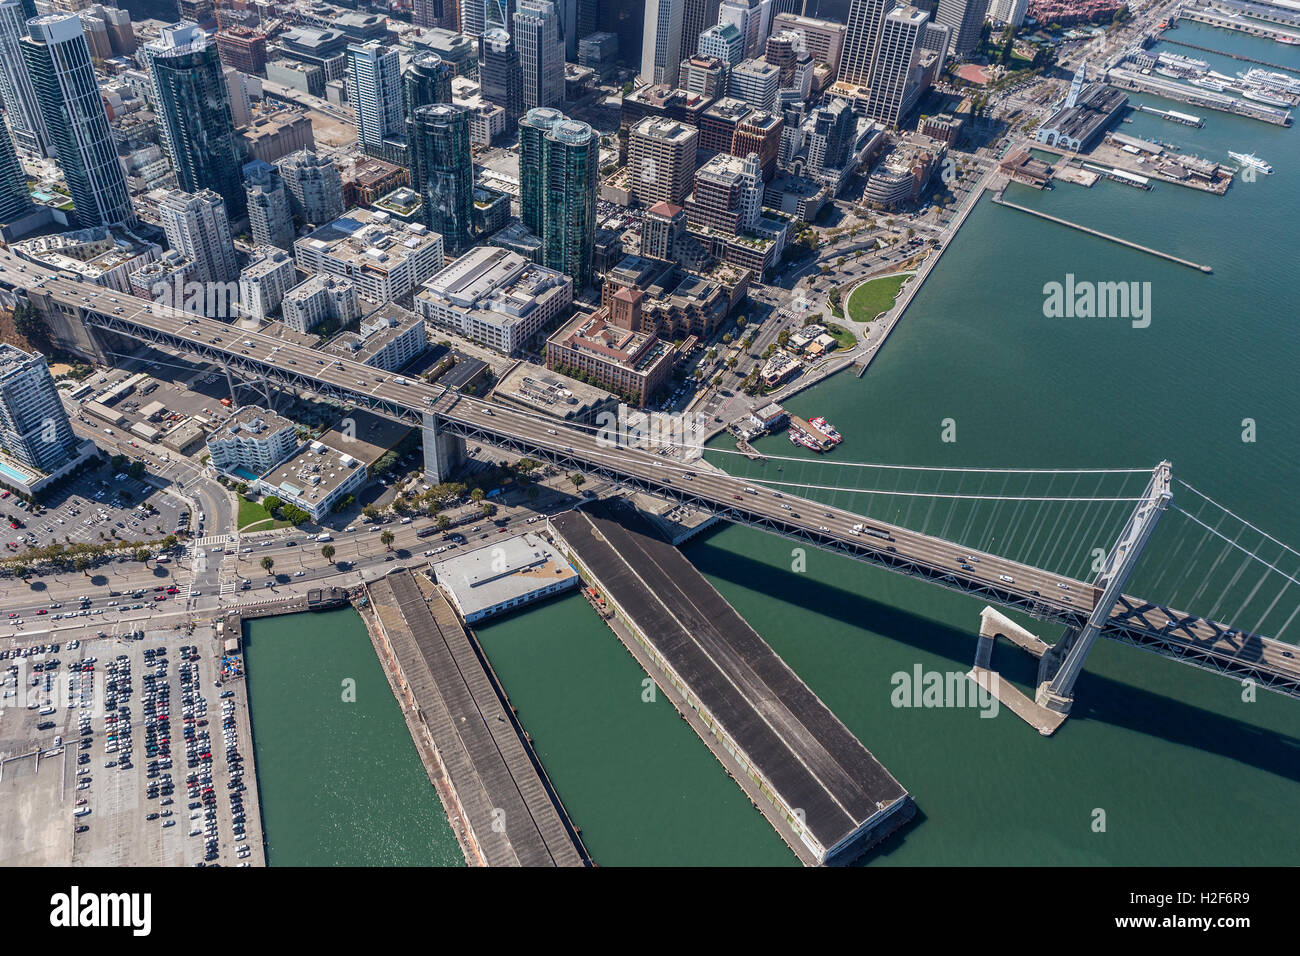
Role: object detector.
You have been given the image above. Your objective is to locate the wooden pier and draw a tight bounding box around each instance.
[991,194,1213,273]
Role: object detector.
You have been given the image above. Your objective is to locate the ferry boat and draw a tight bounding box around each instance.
[1242,88,1292,108]
[1276,35,1300,45]
[1193,77,1227,91]
[808,417,843,444]
[1228,151,1273,174]
[788,428,823,451]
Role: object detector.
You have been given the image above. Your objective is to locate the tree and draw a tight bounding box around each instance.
[128,460,145,479]
[436,514,451,531]
[736,315,747,328]
[380,530,395,551]
[516,458,538,476]
[263,495,283,515]
[569,473,585,491]
[712,374,724,388]
[261,556,274,575]
[110,454,127,471]
[321,544,336,563]
[470,487,485,503]
[135,548,151,564]
[12,563,28,578]
[362,505,380,522]
[75,555,91,575]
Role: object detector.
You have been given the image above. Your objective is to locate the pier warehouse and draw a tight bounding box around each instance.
[431,533,579,622]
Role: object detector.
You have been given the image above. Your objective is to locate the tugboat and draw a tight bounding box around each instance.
[808,417,843,445]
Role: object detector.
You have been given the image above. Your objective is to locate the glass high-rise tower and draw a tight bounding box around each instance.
[519,107,598,290]
[410,103,474,256]
[145,23,245,221]
[0,0,48,155]
[22,13,134,228]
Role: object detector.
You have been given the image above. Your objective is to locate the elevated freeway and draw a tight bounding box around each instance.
[2,252,1296,715]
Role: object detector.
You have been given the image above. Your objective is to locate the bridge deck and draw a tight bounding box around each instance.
[552,501,912,864]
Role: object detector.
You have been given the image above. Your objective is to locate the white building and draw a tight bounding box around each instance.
[346,41,404,157]
[431,532,579,622]
[729,57,780,112]
[158,188,239,284]
[256,439,367,522]
[642,0,684,86]
[323,303,427,371]
[238,246,298,322]
[417,245,573,355]
[514,0,565,109]
[281,274,361,333]
[989,0,1028,29]
[11,227,160,293]
[294,207,445,305]
[206,405,299,479]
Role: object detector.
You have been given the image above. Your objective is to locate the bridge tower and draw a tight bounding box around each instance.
[1034,460,1173,715]
[422,411,464,484]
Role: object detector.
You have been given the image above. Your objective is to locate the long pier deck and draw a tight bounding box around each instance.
[366,570,587,867]
[550,501,913,865]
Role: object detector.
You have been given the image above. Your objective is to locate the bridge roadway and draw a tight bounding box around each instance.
[4,254,1297,699]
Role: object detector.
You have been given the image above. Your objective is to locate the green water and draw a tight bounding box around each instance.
[247,22,1300,865]
[244,609,462,866]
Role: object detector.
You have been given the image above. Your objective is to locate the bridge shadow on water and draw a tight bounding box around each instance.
[685,537,1300,786]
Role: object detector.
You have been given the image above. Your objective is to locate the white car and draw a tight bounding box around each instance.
[294,571,305,577]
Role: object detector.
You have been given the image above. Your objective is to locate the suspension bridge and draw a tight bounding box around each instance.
[4,255,1298,735]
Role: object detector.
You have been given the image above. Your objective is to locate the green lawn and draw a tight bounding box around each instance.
[847,273,912,323]
[237,498,289,531]
[825,323,857,351]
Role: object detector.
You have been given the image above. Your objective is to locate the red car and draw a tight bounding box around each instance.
[36,609,47,615]
[153,595,166,602]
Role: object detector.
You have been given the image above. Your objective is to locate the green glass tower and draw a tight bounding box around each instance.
[0,123,32,224]
[410,103,473,256]
[518,107,598,289]
[145,23,245,221]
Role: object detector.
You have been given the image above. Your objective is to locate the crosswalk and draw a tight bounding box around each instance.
[195,534,234,547]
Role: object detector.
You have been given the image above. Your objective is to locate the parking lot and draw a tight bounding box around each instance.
[3,462,187,558]
[0,627,263,866]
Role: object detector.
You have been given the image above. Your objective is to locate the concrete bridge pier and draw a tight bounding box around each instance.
[422,411,464,484]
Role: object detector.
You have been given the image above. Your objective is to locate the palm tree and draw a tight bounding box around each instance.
[261,556,274,575]
[321,544,336,563]
[380,530,395,551]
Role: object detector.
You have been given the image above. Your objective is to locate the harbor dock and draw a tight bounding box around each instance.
[991,193,1214,273]
[364,570,588,867]
[549,500,914,866]
[1136,104,1205,127]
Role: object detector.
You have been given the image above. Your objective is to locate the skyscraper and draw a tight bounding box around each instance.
[0,123,32,224]
[0,0,48,155]
[410,104,474,255]
[837,0,893,86]
[479,29,524,123]
[346,40,405,159]
[519,107,598,289]
[681,0,722,59]
[145,22,245,221]
[0,344,83,475]
[641,0,684,86]
[404,50,454,119]
[463,0,515,36]
[866,5,927,126]
[699,22,745,65]
[935,0,989,57]
[159,188,239,285]
[514,0,564,110]
[22,13,134,227]
[414,0,459,30]
[244,159,295,250]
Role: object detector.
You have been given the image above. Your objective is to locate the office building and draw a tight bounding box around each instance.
[415,0,459,30]
[678,53,729,98]
[771,12,846,72]
[409,103,474,256]
[699,22,745,65]
[627,117,698,208]
[281,274,360,333]
[546,305,674,407]
[216,25,267,74]
[322,303,427,372]
[238,107,316,164]
[935,0,989,58]
[519,107,598,289]
[404,49,454,120]
[10,226,158,292]
[578,31,619,80]
[866,5,928,127]
[244,159,295,250]
[681,0,722,59]
[838,0,893,86]
[22,13,134,227]
[238,246,297,322]
[417,245,573,354]
[257,438,367,523]
[294,207,445,305]
[729,56,780,111]
[479,28,524,122]
[207,405,299,479]
[514,0,564,110]
[719,0,770,59]
[277,149,344,227]
[989,0,1027,28]
[159,188,239,285]
[0,0,49,155]
[641,0,684,86]
[346,40,404,159]
[145,22,245,221]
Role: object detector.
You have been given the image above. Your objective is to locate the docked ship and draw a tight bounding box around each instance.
[1228,151,1274,174]
[788,427,824,451]
[808,417,843,445]
[1239,69,1300,95]
[1193,77,1227,91]
[1276,35,1300,45]
[1242,88,1293,108]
